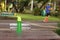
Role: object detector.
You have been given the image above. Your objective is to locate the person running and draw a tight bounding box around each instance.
[46,4,51,16]
[43,4,51,22]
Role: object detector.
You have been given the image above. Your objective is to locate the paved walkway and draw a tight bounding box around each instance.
[0,20,58,30]
[0,30,60,40]
[0,20,60,40]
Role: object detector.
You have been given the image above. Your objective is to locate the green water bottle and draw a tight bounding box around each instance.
[16,16,22,34]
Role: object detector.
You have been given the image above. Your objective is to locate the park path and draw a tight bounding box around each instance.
[0,20,58,30]
[0,20,60,40]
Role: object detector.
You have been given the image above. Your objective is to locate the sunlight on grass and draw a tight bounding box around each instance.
[18,14,60,21]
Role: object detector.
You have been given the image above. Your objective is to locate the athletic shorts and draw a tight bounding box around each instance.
[46,13,50,16]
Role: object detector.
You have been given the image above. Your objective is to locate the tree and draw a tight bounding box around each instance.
[18,0,30,13]
[40,0,49,9]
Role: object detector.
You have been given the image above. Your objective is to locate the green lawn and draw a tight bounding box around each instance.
[17,14,60,21]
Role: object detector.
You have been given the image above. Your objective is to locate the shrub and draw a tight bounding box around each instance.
[55,28,60,35]
[57,22,60,27]
[33,7,40,16]
[55,22,60,35]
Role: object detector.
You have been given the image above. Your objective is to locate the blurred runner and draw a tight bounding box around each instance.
[43,3,51,22]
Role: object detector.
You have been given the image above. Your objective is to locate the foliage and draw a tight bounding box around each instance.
[35,0,42,3]
[20,0,30,7]
[35,0,49,3]
[18,0,30,13]
[55,22,60,35]
[40,0,49,9]
[33,7,40,16]
[57,22,60,27]
[55,28,60,35]
[51,11,60,18]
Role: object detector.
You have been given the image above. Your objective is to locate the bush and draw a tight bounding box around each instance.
[52,8,60,17]
[55,28,60,35]
[57,12,60,18]
[50,11,60,18]
[57,22,60,27]
[33,7,40,16]
[55,22,60,35]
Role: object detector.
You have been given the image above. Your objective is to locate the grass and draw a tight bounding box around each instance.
[16,14,60,21]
